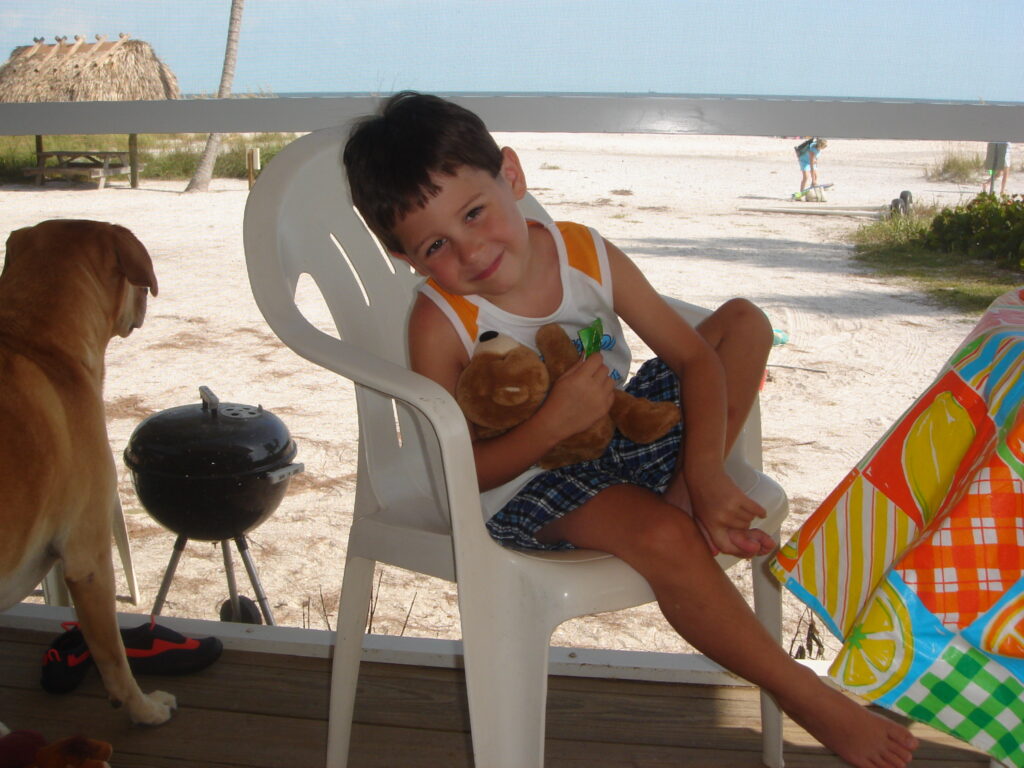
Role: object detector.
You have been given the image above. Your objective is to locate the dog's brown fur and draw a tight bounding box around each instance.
[0,219,174,724]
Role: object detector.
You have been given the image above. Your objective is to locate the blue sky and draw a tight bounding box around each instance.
[2,1,1021,102]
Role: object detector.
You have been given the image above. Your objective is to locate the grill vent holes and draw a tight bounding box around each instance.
[221,404,261,419]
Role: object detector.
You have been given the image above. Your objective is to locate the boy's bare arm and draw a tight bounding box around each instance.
[605,241,765,541]
[407,296,613,492]
[605,241,727,467]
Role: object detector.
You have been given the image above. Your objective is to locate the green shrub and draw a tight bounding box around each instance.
[852,196,1023,313]
[0,145,36,182]
[926,193,1024,267]
[139,148,200,179]
[141,138,289,180]
[213,141,286,179]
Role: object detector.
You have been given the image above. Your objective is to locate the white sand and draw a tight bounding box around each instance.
[2,133,991,657]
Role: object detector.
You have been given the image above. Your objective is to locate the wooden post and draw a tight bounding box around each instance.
[129,133,139,188]
[246,147,261,189]
[34,135,44,186]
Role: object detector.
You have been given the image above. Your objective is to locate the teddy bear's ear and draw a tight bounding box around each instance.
[535,324,582,379]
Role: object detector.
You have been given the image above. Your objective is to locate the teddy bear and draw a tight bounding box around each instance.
[455,323,681,470]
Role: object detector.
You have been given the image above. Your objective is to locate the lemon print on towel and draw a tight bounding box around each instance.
[982,597,1024,658]
[832,580,913,698]
[903,391,975,525]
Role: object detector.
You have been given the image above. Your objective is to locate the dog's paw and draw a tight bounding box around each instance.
[128,690,177,725]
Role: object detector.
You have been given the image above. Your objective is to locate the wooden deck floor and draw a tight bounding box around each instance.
[0,622,992,768]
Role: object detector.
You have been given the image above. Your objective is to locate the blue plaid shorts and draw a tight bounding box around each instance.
[485,357,683,550]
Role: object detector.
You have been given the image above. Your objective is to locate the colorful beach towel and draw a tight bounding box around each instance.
[770,288,1024,767]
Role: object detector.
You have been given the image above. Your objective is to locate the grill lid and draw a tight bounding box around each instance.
[123,386,297,478]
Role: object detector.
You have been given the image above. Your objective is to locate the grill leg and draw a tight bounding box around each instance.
[234,535,276,625]
[221,540,242,621]
[151,534,188,616]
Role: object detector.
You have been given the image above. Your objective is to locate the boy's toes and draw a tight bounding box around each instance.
[724,528,774,558]
[749,528,777,555]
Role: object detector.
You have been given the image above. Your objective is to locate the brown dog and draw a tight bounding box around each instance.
[0,219,174,725]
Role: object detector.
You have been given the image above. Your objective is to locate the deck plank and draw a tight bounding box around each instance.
[0,625,993,767]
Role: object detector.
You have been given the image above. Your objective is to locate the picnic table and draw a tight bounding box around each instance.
[24,149,141,188]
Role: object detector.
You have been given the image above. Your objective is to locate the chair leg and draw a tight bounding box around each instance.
[111,496,139,605]
[41,562,70,606]
[42,497,136,607]
[326,555,375,768]
[461,600,553,768]
[752,552,785,768]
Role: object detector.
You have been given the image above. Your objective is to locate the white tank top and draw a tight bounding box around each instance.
[418,218,632,384]
[417,219,631,519]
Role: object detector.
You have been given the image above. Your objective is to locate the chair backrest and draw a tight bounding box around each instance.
[245,126,462,547]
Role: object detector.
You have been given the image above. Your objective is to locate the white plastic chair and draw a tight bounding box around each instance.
[244,125,789,768]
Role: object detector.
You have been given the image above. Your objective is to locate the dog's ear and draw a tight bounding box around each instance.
[109,223,158,297]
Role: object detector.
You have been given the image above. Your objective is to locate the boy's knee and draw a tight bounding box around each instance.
[719,298,773,346]
[631,511,703,562]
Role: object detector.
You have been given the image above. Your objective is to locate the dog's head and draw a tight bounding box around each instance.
[4,219,158,338]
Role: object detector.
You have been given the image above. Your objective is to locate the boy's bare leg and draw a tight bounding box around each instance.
[664,298,775,555]
[695,298,773,451]
[537,485,919,768]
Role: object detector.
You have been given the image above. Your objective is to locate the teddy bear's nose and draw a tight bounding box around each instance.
[493,385,529,406]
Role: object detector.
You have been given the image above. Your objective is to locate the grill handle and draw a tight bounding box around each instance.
[264,462,304,485]
[199,385,220,414]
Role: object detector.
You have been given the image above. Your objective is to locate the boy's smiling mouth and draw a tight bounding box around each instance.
[472,253,503,281]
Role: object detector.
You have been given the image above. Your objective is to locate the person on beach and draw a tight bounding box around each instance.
[343,92,919,768]
[983,141,1011,195]
[795,137,828,196]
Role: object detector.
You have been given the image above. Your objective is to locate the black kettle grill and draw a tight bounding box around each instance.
[124,386,303,624]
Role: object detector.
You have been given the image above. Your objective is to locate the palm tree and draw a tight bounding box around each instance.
[185,0,245,192]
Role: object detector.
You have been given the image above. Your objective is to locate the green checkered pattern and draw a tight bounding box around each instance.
[895,639,1024,767]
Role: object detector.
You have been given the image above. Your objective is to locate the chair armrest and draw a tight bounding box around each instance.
[660,294,712,325]
[272,311,490,542]
[283,319,468,440]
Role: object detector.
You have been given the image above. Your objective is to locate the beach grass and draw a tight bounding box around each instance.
[925,145,985,183]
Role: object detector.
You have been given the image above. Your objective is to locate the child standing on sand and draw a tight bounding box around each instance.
[796,136,828,197]
[343,92,918,768]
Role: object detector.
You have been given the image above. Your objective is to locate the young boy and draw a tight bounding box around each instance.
[344,92,918,768]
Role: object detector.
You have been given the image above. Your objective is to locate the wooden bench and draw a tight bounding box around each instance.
[24,150,141,189]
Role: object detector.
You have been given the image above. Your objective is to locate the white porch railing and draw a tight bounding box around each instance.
[1,94,1023,141]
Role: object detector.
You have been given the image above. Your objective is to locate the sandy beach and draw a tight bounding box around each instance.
[3,132,991,659]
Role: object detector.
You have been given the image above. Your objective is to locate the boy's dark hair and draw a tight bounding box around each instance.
[343,91,503,253]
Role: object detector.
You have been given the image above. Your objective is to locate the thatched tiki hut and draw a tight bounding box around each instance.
[0,34,180,187]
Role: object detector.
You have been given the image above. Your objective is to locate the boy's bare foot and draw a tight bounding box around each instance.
[778,669,919,768]
[663,475,773,558]
[663,484,774,558]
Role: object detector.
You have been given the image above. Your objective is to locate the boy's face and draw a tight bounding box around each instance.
[390,148,531,301]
